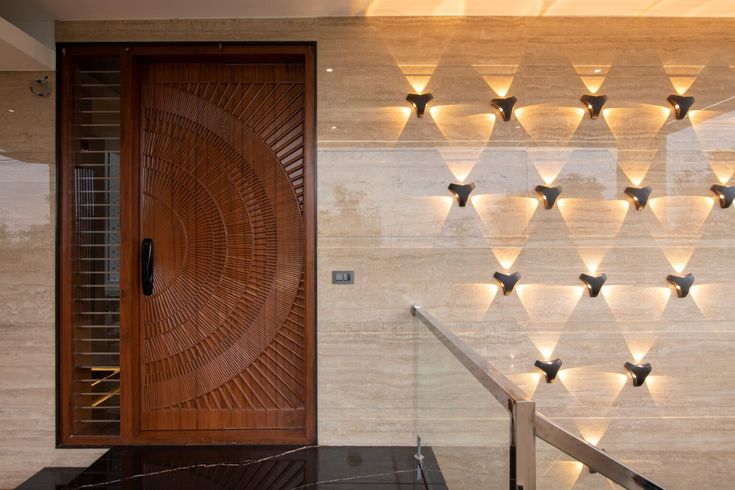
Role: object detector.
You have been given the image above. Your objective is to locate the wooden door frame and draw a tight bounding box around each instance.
[57,43,317,446]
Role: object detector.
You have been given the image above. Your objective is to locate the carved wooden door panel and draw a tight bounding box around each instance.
[137,61,313,442]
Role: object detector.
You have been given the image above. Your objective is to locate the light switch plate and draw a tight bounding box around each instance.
[332,270,354,284]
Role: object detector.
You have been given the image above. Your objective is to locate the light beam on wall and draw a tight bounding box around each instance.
[439,148,484,183]
[603,105,671,140]
[690,283,735,319]
[648,196,714,235]
[602,286,672,322]
[430,105,496,142]
[557,199,630,237]
[573,65,612,95]
[473,64,519,97]
[575,418,612,447]
[399,64,436,94]
[663,65,703,96]
[558,368,628,407]
[618,150,658,187]
[577,247,609,275]
[517,285,584,322]
[410,196,454,232]
[516,105,585,141]
[491,247,524,270]
[706,150,735,184]
[533,160,566,185]
[529,333,562,361]
[472,195,539,236]
[661,246,696,273]
[623,334,656,364]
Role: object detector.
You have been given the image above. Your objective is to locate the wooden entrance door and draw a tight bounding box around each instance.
[137,59,313,442]
[58,45,315,446]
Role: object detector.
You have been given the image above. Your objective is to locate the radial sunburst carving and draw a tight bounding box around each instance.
[140,64,307,430]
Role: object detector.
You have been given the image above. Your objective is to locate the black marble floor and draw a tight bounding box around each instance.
[17,446,447,489]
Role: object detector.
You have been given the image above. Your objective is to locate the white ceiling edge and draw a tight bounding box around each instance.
[5,0,735,21]
[0,16,54,70]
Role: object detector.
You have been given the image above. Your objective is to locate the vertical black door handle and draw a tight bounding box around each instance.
[141,238,154,296]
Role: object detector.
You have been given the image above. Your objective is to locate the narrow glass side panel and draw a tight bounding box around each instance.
[414,318,510,489]
[70,57,121,436]
[537,438,620,489]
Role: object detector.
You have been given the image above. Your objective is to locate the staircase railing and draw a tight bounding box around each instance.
[411,304,664,490]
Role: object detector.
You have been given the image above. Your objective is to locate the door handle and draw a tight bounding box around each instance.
[141,238,154,296]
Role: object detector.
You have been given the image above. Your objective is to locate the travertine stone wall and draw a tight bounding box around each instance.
[1,16,734,489]
[0,72,106,488]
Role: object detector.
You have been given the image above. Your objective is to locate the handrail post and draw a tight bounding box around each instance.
[512,400,536,490]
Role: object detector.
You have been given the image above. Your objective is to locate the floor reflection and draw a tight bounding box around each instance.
[19,446,447,490]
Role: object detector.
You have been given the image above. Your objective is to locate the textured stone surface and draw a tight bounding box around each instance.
[2,16,735,488]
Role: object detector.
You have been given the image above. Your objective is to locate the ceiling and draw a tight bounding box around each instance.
[1,0,735,20]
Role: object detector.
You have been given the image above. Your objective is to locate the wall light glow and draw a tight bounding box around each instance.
[663,65,703,96]
[366,106,413,143]
[688,109,720,131]
[472,195,539,236]
[557,199,629,237]
[410,196,455,232]
[529,333,561,360]
[690,283,735,319]
[648,196,714,235]
[577,247,609,275]
[602,286,672,322]
[603,105,671,140]
[510,372,542,399]
[707,151,735,184]
[619,164,650,186]
[439,148,484,183]
[516,105,586,141]
[459,282,500,320]
[623,335,656,363]
[575,419,612,447]
[491,247,524,270]
[558,368,628,407]
[661,246,695,273]
[473,64,519,97]
[533,160,566,185]
[573,64,611,94]
[516,284,584,322]
[399,64,437,94]
[430,104,496,142]
[445,161,476,183]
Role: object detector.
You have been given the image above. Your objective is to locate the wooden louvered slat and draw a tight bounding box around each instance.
[67,57,123,437]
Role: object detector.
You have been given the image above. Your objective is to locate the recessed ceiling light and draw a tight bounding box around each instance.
[8,109,15,113]
[326,68,334,73]
[330,126,337,130]
[594,68,602,74]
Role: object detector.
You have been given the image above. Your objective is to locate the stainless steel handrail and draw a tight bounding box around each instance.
[411,304,664,490]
